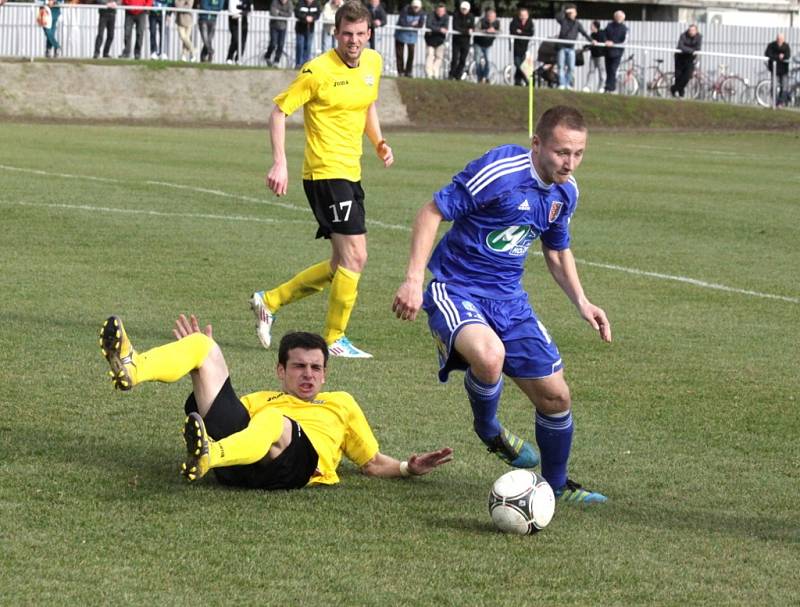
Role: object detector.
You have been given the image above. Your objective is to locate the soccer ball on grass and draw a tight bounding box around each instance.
[488,469,555,535]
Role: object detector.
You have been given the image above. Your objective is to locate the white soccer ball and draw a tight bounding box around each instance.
[488,469,555,535]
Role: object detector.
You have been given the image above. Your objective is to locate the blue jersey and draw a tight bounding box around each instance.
[429,144,579,300]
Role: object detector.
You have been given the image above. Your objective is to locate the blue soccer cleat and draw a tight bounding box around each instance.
[484,426,540,468]
[554,478,608,504]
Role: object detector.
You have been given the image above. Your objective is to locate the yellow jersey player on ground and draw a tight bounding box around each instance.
[250,0,394,359]
[100,314,452,489]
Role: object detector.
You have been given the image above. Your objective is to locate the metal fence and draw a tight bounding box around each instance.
[1,3,797,106]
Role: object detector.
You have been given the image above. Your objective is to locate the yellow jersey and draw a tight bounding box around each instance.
[239,389,380,486]
[273,48,383,182]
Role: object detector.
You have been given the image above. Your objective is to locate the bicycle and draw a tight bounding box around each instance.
[645,58,674,98]
[755,59,800,108]
[615,54,644,96]
[690,64,749,103]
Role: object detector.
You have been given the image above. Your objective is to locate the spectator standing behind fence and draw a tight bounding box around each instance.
[582,20,604,92]
[321,0,342,52]
[424,2,448,79]
[198,0,222,62]
[174,0,195,62]
[149,0,169,59]
[509,7,533,87]
[670,24,701,98]
[226,0,252,64]
[37,0,62,58]
[448,1,473,80]
[765,33,792,107]
[93,0,116,59]
[472,7,499,84]
[395,0,424,78]
[264,0,293,66]
[366,0,385,51]
[554,4,591,90]
[120,0,151,59]
[602,10,626,93]
[294,0,321,68]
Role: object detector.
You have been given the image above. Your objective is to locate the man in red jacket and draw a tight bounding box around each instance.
[120,0,153,59]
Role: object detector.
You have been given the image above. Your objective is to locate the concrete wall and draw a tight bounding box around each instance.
[0,62,410,127]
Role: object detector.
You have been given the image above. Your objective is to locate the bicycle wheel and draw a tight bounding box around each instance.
[686,74,704,100]
[754,79,773,107]
[616,70,639,96]
[502,63,515,86]
[718,75,749,104]
[652,72,673,97]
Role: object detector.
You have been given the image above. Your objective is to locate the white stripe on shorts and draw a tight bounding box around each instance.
[431,282,460,331]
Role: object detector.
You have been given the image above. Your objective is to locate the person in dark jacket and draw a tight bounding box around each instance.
[424,2,448,79]
[366,0,386,50]
[394,0,425,77]
[294,0,321,68]
[93,0,117,59]
[554,4,592,89]
[765,33,792,106]
[509,7,533,86]
[670,24,701,98]
[265,0,293,66]
[473,7,499,83]
[582,20,605,92]
[226,0,252,63]
[603,10,627,93]
[448,0,474,80]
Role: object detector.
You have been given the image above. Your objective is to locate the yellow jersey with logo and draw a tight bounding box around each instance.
[239,389,380,486]
[273,48,382,181]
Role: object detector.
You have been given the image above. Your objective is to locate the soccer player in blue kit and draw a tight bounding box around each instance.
[393,106,611,503]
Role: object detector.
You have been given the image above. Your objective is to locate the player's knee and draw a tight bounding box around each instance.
[535,385,571,414]
[468,342,505,382]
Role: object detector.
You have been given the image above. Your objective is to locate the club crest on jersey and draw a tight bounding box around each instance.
[486,225,536,257]
[548,201,564,223]
[364,75,375,86]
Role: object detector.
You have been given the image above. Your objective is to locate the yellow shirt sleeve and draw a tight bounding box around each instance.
[340,393,380,467]
[273,69,319,117]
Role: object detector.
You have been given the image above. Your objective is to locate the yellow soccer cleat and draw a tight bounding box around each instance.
[181,412,211,482]
[99,315,139,391]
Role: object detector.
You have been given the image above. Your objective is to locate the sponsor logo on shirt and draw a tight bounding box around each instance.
[364,75,375,86]
[548,200,564,222]
[486,225,536,257]
[334,80,349,87]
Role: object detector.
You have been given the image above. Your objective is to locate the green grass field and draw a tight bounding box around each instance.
[1,123,798,605]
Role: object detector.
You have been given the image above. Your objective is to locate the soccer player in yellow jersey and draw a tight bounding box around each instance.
[250,0,394,359]
[99,314,452,489]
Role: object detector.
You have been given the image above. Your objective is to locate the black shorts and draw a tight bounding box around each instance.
[303,178,366,239]
[183,378,319,491]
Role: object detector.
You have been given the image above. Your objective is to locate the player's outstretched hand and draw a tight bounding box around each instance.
[173,314,213,341]
[408,447,454,476]
[392,279,423,321]
[579,302,612,343]
[266,162,289,197]
[376,141,394,168]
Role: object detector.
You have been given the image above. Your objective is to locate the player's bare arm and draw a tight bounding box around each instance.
[542,245,612,342]
[393,200,443,321]
[365,102,393,168]
[267,105,289,196]
[360,448,454,478]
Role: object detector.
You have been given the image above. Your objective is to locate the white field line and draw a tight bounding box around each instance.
[0,199,311,226]
[2,164,797,305]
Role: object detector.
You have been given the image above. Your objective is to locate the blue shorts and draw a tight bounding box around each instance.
[422,280,563,382]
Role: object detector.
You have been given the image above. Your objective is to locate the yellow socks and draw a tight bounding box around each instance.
[323,266,360,345]
[208,409,285,468]
[135,333,214,384]
[263,260,334,313]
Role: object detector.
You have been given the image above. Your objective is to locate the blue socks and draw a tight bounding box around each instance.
[464,368,503,442]
[535,410,573,490]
